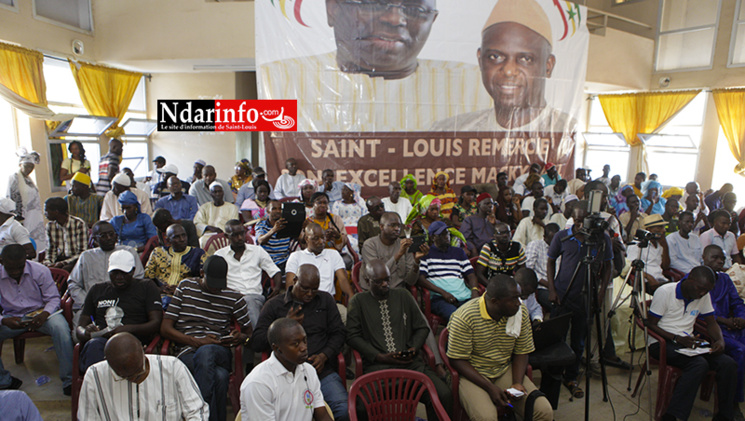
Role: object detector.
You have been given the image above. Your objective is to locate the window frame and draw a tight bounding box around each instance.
[32,0,94,35]
[0,0,19,13]
[728,0,745,67]
[654,0,721,72]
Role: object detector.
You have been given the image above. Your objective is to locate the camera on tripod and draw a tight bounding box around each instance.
[580,190,609,240]
[634,228,660,248]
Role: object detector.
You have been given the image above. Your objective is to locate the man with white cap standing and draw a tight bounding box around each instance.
[100,172,153,220]
[186,159,206,184]
[0,198,35,258]
[431,0,575,134]
[75,249,162,372]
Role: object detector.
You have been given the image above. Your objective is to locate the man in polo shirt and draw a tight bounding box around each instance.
[418,221,479,321]
[547,202,613,397]
[255,201,291,273]
[701,209,743,270]
[447,274,552,421]
[347,259,452,418]
[666,211,703,274]
[252,264,348,421]
[214,220,281,329]
[160,255,252,421]
[475,221,526,285]
[154,176,200,221]
[286,223,354,302]
[647,266,737,421]
[241,318,332,421]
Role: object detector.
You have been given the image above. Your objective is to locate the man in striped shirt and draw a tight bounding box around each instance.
[447,275,553,421]
[418,221,479,321]
[95,138,122,196]
[78,332,208,420]
[160,255,252,421]
[474,221,526,285]
[255,200,291,273]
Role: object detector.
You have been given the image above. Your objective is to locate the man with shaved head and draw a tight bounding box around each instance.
[189,165,234,206]
[253,264,348,420]
[78,332,208,420]
[193,184,239,248]
[154,176,199,221]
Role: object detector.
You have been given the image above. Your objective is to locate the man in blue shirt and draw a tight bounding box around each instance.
[155,176,199,221]
[318,169,345,203]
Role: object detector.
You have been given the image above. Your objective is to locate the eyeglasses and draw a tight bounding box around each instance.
[341,0,437,19]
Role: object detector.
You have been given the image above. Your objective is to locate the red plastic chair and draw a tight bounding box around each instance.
[351,261,364,293]
[50,267,70,295]
[630,309,717,420]
[663,268,686,283]
[261,351,347,383]
[204,233,230,255]
[71,335,161,420]
[348,369,451,421]
[346,236,360,264]
[140,235,160,265]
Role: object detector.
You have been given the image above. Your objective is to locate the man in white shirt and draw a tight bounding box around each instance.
[513,163,544,196]
[544,179,568,214]
[240,318,331,421]
[317,169,345,204]
[285,223,355,301]
[272,158,305,200]
[566,168,588,196]
[626,214,670,291]
[647,267,736,421]
[78,332,209,421]
[525,223,560,310]
[214,220,281,329]
[700,209,742,270]
[666,211,703,274]
[0,198,35,258]
[100,173,153,220]
[513,198,549,248]
[194,183,239,248]
[382,181,413,224]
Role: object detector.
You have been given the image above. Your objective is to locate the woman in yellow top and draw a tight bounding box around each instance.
[228,159,252,195]
[429,171,457,219]
[59,141,91,185]
[305,191,346,253]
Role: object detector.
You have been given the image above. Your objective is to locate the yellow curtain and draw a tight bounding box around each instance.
[712,88,745,176]
[0,41,47,105]
[69,60,142,138]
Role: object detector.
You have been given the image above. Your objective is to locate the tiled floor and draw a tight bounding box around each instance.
[2,336,728,420]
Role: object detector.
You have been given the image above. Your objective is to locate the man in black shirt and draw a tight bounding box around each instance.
[75,250,162,372]
[252,264,348,421]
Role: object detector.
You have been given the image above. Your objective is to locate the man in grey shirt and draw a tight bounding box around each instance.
[188,165,233,206]
[360,212,425,290]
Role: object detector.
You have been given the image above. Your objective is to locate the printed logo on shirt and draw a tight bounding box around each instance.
[304,389,314,408]
[97,299,118,308]
[689,309,700,317]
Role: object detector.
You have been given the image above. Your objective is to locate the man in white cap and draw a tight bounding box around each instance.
[100,172,153,220]
[193,183,239,248]
[189,165,234,206]
[431,0,575,134]
[75,249,162,372]
[186,159,206,184]
[154,164,191,199]
[0,198,35,259]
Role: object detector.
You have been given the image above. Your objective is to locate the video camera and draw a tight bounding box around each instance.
[634,228,661,248]
[579,189,610,241]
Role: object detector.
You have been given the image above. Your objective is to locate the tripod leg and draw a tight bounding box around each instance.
[594,305,609,402]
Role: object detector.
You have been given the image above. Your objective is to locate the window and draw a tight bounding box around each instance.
[0,0,18,12]
[582,133,631,181]
[711,128,745,206]
[730,0,745,66]
[33,0,92,32]
[656,0,720,71]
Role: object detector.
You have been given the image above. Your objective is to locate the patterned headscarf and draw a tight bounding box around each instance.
[431,171,451,190]
[17,147,40,165]
[405,194,441,225]
[235,159,251,174]
[400,174,418,190]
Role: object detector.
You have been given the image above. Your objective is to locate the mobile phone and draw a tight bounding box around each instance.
[399,349,415,358]
[408,235,426,253]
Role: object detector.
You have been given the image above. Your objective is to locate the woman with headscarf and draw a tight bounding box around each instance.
[110,190,158,251]
[661,186,685,210]
[7,148,47,253]
[612,185,636,215]
[450,185,478,228]
[59,141,91,185]
[228,159,252,195]
[405,194,466,247]
[294,178,318,219]
[331,183,368,228]
[306,192,347,253]
[640,180,666,215]
[429,171,457,219]
[400,174,423,206]
[495,186,522,230]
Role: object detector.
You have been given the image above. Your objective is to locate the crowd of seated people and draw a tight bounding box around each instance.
[4,143,745,421]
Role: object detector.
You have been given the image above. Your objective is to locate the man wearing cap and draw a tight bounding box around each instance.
[155,176,200,221]
[542,163,562,187]
[431,0,574,135]
[0,198,35,258]
[272,158,305,200]
[252,264,349,421]
[461,193,498,257]
[160,255,252,421]
[43,197,88,272]
[100,172,153,220]
[145,155,167,199]
[260,1,491,132]
[189,165,234,206]
[76,249,162,372]
[186,159,205,184]
[68,221,145,324]
[154,164,191,200]
[626,214,671,292]
[193,184,239,248]
[64,171,103,228]
[95,138,123,196]
[418,221,479,321]
[0,244,73,394]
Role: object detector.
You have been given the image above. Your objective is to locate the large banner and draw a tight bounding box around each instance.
[256,0,589,196]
